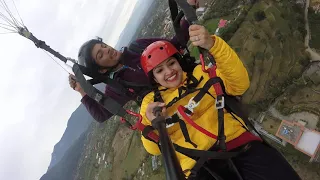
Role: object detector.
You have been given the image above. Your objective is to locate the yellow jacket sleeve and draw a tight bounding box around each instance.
[209,35,250,96]
[139,92,161,155]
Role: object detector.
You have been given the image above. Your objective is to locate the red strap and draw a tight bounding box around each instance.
[208,65,217,77]
[130,120,159,143]
[178,105,217,139]
[200,60,224,96]
[130,121,145,130]
[213,83,223,96]
[148,131,159,143]
[120,110,159,143]
[207,65,224,95]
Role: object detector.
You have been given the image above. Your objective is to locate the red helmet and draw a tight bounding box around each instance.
[141,41,179,75]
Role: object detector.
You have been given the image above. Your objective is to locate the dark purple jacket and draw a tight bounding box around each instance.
[81,20,190,122]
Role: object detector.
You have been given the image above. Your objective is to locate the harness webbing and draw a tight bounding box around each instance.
[174,144,241,160]
[73,64,128,118]
[142,113,198,148]
[142,125,159,143]
[178,106,217,139]
[170,114,198,148]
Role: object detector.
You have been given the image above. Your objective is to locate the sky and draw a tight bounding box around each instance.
[0,0,138,179]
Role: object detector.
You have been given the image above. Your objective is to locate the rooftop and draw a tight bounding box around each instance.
[276,120,320,162]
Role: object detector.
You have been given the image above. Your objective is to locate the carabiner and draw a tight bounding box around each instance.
[186,97,200,113]
[200,54,209,73]
[200,53,218,78]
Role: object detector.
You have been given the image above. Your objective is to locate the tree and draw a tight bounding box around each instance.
[254,11,266,22]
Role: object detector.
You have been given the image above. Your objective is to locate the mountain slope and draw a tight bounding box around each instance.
[47,84,104,169]
[41,131,88,180]
[47,104,93,169]
[115,0,154,50]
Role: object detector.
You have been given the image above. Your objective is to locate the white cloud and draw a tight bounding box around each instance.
[0,0,138,179]
[105,0,138,46]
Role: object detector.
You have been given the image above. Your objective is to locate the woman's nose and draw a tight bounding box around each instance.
[163,66,174,74]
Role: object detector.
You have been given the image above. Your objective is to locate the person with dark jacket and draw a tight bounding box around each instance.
[69,14,192,123]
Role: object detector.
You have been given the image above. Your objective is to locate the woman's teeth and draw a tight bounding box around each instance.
[167,74,177,81]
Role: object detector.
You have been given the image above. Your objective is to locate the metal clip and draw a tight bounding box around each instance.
[215,96,225,109]
[186,97,200,113]
[94,93,103,102]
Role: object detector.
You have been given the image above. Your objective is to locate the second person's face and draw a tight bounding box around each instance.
[91,43,121,68]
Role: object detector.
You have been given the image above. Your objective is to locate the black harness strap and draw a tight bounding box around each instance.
[216,98,227,150]
[87,73,149,105]
[142,125,158,144]
[166,73,203,108]
[168,0,189,48]
[171,114,198,148]
[187,141,224,179]
[142,114,198,148]
[192,77,225,102]
[128,41,146,54]
[88,75,132,96]
[174,144,241,160]
[173,0,198,24]
[73,64,128,118]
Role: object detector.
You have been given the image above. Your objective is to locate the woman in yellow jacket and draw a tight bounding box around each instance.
[139,25,300,180]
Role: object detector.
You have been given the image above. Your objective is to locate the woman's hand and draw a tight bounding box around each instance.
[189,24,215,50]
[146,102,167,121]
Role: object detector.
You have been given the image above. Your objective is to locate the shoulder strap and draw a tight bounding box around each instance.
[73,64,127,118]
[168,0,189,48]
[128,40,146,54]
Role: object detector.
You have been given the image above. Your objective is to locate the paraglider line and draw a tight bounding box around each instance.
[0,11,19,29]
[0,0,21,27]
[10,0,24,26]
[0,31,16,34]
[0,2,17,27]
[42,49,71,74]
[0,24,16,32]
[0,21,15,28]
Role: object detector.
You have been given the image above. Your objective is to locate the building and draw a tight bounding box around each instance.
[276,120,320,162]
[215,19,230,36]
[218,19,228,28]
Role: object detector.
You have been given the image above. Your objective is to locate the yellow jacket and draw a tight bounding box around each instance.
[140,35,250,176]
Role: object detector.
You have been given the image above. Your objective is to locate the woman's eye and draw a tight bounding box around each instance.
[156,69,163,73]
[98,53,103,59]
[169,61,175,66]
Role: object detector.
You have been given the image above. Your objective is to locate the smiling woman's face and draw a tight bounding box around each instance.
[152,57,183,88]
